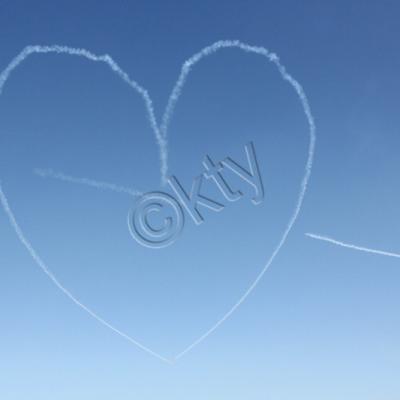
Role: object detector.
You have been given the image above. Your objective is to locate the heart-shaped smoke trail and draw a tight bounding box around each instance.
[0,40,316,363]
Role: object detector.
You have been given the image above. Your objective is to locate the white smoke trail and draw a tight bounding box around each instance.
[34,168,142,197]
[0,41,316,362]
[0,45,167,181]
[168,40,316,360]
[305,233,400,259]
[0,183,172,364]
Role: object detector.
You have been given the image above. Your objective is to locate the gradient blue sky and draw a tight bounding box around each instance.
[0,1,400,399]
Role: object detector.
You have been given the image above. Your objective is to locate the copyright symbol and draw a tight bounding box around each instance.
[128,191,185,249]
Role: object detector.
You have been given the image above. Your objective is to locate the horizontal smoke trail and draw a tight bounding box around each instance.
[306,233,400,259]
[34,168,142,197]
[0,183,172,364]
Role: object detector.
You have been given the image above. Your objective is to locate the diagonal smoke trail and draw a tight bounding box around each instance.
[305,233,400,259]
[34,168,142,197]
[0,183,172,364]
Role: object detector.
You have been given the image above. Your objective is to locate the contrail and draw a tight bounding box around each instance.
[305,233,400,259]
[0,44,167,183]
[167,40,316,360]
[34,168,142,197]
[161,40,314,149]
[0,183,172,364]
[0,41,316,362]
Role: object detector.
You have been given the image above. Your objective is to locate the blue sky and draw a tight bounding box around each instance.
[0,1,399,399]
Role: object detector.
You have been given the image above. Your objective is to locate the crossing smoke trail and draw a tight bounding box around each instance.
[0,183,172,364]
[34,168,142,197]
[0,41,316,361]
[306,233,400,259]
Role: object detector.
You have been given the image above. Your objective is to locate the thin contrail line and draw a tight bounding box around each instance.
[34,168,142,197]
[0,183,172,364]
[170,40,316,361]
[305,233,400,259]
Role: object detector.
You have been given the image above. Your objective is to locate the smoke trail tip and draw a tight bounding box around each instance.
[33,168,51,177]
